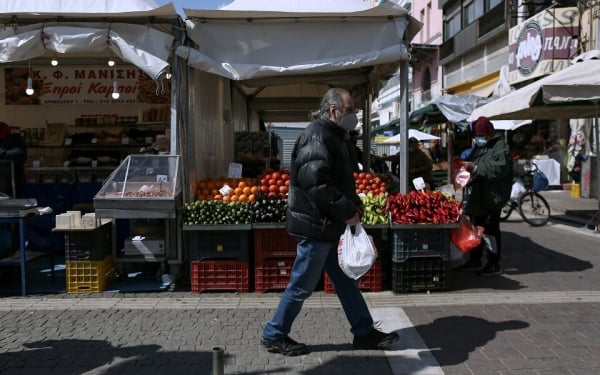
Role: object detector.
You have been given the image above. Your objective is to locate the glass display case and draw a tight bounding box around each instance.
[94,154,181,211]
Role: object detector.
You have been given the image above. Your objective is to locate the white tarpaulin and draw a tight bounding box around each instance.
[468,55,600,121]
[382,129,441,144]
[0,1,177,80]
[491,119,532,131]
[177,0,419,82]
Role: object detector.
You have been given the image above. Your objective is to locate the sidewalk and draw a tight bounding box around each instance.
[1,191,600,374]
[541,189,599,228]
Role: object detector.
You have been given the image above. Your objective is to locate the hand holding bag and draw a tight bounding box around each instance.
[337,223,378,280]
[450,215,485,254]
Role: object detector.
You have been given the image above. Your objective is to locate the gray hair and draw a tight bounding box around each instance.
[312,88,348,119]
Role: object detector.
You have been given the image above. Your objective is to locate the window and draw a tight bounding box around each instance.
[464,0,484,26]
[444,2,461,41]
[445,12,461,39]
[488,0,503,9]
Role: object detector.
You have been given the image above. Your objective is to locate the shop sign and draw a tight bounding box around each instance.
[508,7,579,84]
[4,66,169,105]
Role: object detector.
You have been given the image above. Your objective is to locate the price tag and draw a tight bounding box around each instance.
[219,184,232,196]
[227,163,243,178]
[412,177,426,191]
[32,160,41,168]
[64,138,72,146]
[157,174,168,183]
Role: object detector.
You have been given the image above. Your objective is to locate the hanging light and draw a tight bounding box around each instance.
[50,57,59,66]
[25,61,34,96]
[107,57,115,67]
[111,80,120,100]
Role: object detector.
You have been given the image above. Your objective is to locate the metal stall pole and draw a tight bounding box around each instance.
[363,82,372,172]
[212,346,224,375]
[398,59,410,194]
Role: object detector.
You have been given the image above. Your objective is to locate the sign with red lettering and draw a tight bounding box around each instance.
[4,66,170,105]
[508,7,579,84]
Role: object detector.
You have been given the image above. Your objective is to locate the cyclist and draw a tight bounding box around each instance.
[458,117,513,276]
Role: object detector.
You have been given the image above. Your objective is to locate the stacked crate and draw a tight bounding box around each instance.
[66,256,115,293]
[63,223,114,293]
[189,225,251,293]
[390,224,454,293]
[253,224,297,293]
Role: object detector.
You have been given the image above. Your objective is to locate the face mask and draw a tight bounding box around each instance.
[339,112,358,132]
[474,136,487,147]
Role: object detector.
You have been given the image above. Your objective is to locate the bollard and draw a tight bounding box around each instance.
[212,346,224,375]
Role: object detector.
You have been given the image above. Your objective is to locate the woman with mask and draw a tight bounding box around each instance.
[458,116,513,276]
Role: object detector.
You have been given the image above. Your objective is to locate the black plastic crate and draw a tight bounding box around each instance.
[189,230,250,261]
[391,227,450,262]
[392,257,450,293]
[64,224,112,261]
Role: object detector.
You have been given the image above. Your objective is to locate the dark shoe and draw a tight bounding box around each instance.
[353,327,399,350]
[456,259,482,271]
[478,263,502,276]
[261,336,308,356]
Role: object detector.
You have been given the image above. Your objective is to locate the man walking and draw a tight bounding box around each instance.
[261,88,399,356]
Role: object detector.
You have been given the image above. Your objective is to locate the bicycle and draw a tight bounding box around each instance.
[500,161,551,226]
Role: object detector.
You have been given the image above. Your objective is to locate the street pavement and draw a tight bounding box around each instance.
[1,190,599,374]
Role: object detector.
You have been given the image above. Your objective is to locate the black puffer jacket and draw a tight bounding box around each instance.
[286,116,362,241]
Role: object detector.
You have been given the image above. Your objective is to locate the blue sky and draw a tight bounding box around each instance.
[155,0,231,16]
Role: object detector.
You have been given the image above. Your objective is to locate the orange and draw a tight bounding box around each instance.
[242,186,251,195]
[238,194,248,202]
[248,194,256,202]
[250,186,259,194]
[222,195,230,203]
[238,181,247,189]
[214,194,223,200]
[234,187,243,195]
[230,195,238,202]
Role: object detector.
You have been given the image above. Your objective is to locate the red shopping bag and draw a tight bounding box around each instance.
[450,216,485,254]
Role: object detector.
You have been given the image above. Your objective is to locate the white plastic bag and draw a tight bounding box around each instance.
[337,224,378,280]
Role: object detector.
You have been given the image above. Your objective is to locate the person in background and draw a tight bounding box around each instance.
[379,137,434,189]
[347,130,364,172]
[459,116,512,276]
[261,88,399,356]
[0,122,26,196]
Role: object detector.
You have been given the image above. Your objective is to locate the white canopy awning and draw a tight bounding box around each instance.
[178,0,418,82]
[0,1,177,80]
[175,0,420,120]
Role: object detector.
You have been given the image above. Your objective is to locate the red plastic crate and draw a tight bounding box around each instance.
[191,260,250,293]
[323,259,382,294]
[253,228,297,265]
[254,258,294,293]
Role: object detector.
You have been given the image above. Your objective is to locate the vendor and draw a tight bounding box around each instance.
[378,137,434,189]
[0,122,26,197]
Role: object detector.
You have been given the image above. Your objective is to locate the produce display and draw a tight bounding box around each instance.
[183,200,253,225]
[196,177,258,202]
[259,170,290,198]
[360,192,389,225]
[252,196,287,223]
[353,172,387,195]
[385,190,460,224]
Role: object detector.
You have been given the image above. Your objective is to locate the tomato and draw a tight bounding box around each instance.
[260,185,269,194]
[272,172,281,180]
[374,177,382,184]
[264,174,272,181]
[358,172,366,179]
[365,173,373,180]
[268,179,277,186]
[285,180,290,186]
[279,185,289,194]
[268,185,278,192]
[353,172,359,179]
[281,173,290,181]
[358,184,365,191]
[276,179,284,186]
[260,178,268,186]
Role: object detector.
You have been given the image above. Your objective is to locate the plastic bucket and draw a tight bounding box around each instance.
[570,183,581,198]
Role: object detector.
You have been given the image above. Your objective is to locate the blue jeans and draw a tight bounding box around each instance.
[262,238,374,340]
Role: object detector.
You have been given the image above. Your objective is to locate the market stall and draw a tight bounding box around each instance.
[172,0,432,293]
[0,0,180,293]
